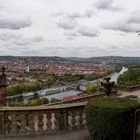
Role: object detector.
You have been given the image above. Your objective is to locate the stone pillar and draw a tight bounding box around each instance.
[0,66,8,106]
[0,112,4,135]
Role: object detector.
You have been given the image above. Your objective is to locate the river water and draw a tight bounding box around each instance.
[43,66,128,100]
[8,66,128,103]
[110,66,128,83]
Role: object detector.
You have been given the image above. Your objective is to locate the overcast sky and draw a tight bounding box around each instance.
[0,0,140,57]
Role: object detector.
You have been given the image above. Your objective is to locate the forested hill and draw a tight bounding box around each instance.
[0,56,140,64]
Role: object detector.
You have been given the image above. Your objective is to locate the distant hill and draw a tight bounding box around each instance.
[0,56,140,64]
[0,56,70,64]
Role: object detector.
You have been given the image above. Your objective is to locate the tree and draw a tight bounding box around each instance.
[7,86,15,96]
[86,84,101,93]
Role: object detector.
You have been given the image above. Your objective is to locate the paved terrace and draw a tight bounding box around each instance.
[119,89,140,98]
[0,129,90,140]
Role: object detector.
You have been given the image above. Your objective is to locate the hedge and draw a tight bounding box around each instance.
[85,97,140,140]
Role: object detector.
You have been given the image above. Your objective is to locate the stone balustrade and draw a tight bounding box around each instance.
[117,84,140,92]
[0,102,86,137]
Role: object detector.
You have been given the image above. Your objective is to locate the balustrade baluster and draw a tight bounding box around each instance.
[15,115,21,134]
[68,111,73,130]
[0,112,4,135]
[34,115,39,134]
[19,114,27,135]
[82,113,86,127]
[51,113,56,130]
[11,114,17,135]
[72,111,76,129]
[79,111,84,128]
[5,115,12,135]
[46,113,52,131]
[75,112,80,129]
[42,113,48,131]
[38,113,44,133]
[27,114,34,134]
[58,109,67,130]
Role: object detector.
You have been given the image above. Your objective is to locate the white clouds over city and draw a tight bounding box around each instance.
[0,0,140,57]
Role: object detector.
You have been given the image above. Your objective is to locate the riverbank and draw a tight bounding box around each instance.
[7,66,128,106]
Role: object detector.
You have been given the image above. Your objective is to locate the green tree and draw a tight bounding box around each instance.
[86,84,101,93]
[7,86,15,96]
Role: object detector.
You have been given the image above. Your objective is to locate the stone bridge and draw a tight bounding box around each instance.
[0,102,90,140]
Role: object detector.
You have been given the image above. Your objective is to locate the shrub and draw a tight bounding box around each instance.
[50,98,60,103]
[85,97,140,140]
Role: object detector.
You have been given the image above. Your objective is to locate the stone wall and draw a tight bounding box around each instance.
[0,102,87,137]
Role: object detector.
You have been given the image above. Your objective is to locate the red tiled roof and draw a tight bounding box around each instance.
[62,95,79,101]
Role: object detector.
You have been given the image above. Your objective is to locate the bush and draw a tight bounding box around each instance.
[85,97,140,140]
[50,98,60,103]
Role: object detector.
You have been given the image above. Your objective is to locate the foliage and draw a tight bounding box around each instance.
[7,82,42,96]
[42,74,85,87]
[118,67,140,86]
[9,98,49,107]
[137,30,140,36]
[86,83,101,93]
[50,98,60,103]
[124,95,138,99]
[85,97,140,140]
[86,65,121,81]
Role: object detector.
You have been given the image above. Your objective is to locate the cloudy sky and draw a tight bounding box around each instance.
[0,0,140,57]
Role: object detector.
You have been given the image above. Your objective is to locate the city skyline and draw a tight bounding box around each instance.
[0,0,140,57]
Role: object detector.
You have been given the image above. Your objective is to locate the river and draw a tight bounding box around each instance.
[7,66,128,103]
[43,66,128,100]
[110,66,128,83]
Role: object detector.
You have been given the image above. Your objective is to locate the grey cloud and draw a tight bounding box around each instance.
[67,12,82,19]
[52,11,64,17]
[54,9,94,20]
[64,31,78,37]
[29,36,44,42]
[0,16,32,30]
[0,33,22,41]
[64,26,99,39]
[64,32,79,40]
[94,0,120,11]
[127,14,140,24]
[12,36,44,46]
[77,26,99,37]
[12,40,32,46]
[84,9,94,18]
[56,17,78,30]
[102,13,140,33]
[0,32,44,49]
[65,11,94,19]
[103,22,136,33]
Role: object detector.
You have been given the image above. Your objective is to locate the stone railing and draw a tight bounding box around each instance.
[63,93,105,104]
[0,102,87,136]
[117,84,140,92]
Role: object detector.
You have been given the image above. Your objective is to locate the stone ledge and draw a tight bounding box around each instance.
[0,129,90,140]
